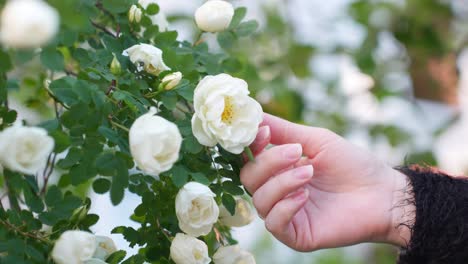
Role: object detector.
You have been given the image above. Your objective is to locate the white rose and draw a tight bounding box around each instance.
[191,73,263,154]
[122,43,171,76]
[93,236,117,260]
[0,124,54,175]
[219,197,255,227]
[213,245,256,264]
[51,231,97,264]
[129,107,182,176]
[129,5,142,23]
[138,0,169,31]
[195,0,234,33]
[162,72,183,90]
[0,0,59,49]
[175,182,219,237]
[170,233,211,264]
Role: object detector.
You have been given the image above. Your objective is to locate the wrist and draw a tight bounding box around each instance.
[385,169,414,247]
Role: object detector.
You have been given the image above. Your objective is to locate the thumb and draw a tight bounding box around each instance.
[261,113,339,157]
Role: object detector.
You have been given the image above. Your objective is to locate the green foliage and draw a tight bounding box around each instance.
[0,1,258,263]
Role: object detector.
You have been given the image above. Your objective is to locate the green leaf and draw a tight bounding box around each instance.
[49,77,79,106]
[235,20,259,37]
[160,91,177,110]
[0,49,12,73]
[223,181,244,196]
[57,147,82,169]
[169,166,189,188]
[106,250,127,264]
[102,0,133,13]
[110,165,129,205]
[222,193,236,215]
[50,130,71,153]
[191,173,211,186]
[25,245,45,262]
[45,186,63,207]
[182,134,203,154]
[95,152,119,176]
[93,178,111,194]
[217,31,236,49]
[145,3,159,15]
[40,47,65,71]
[38,119,59,132]
[23,187,44,213]
[229,7,247,29]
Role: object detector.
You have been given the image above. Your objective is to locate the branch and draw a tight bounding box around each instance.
[106,79,117,95]
[0,218,51,244]
[40,153,57,196]
[90,20,117,38]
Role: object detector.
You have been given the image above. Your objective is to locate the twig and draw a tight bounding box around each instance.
[90,20,117,38]
[109,118,129,132]
[106,80,117,95]
[40,153,57,196]
[0,219,51,244]
[156,219,173,242]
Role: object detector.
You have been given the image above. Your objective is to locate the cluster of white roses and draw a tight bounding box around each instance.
[51,230,117,264]
[1,0,262,262]
[171,182,256,264]
[124,1,261,263]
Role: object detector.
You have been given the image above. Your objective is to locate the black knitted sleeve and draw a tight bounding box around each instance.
[396,166,468,264]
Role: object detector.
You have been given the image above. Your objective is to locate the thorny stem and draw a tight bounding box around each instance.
[0,218,51,244]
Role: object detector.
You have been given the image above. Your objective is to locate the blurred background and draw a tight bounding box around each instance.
[154,0,467,263]
[9,0,468,263]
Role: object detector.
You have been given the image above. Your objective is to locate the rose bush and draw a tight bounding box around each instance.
[0,0,260,263]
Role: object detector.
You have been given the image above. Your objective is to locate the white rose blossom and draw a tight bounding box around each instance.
[51,231,117,264]
[219,197,256,227]
[175,182,219,237]
[0,0,59,49]
[162,72,183,90]
[0,124,54,175]
[93,236,118,260]
[192,73,263,154]
[138,0,169,31]
[213,245,256,264]
[195,0,234,33]
[129,107,182,176]
[170,233,211,264]
[51,231,97,264]
[129,5,142,23]
[123,43,171,76]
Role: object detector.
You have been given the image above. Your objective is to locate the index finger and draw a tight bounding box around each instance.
[261,113,339,157]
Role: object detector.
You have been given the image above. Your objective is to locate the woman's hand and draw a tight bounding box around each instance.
[240,114,413,252]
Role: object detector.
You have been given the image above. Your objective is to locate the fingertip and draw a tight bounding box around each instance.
[250,125,271,155]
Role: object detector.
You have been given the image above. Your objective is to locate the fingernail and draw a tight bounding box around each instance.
[295,165,314,180]
[283,144,302,160]
[257,126,270,142]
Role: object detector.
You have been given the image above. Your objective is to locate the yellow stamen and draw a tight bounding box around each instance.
[221,97,235,124]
